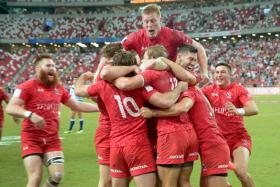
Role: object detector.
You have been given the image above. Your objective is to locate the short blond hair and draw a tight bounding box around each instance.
[141,4,161,17]
[145,45,168,59]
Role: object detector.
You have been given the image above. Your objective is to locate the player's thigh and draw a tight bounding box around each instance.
[233,146,250,170]
[44,151,64,175]
[179,164,194,181]
[157,165,181,181]
[23,155,44,176]
[201,175,228,187]
[133,172,156,187]
[99,164,111,179]
[112,178,129,187]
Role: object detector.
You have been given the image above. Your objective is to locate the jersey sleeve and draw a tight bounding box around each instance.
[181,89,195,102]
[141,85,158,100]
[0,89,8,101]
[13,82,32,102]
[140,70,160,86]
[174,29,193,45]
[122,32,137,51]
[201,85,212,98]
[238,85,252,105]
[61,86,71,104]
[87,81,104,97]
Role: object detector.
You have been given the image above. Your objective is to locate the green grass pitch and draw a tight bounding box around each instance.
[0,95,279,186]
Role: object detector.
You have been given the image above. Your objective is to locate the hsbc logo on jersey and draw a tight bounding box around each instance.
[36,103,59,111]
[214,107,234,116]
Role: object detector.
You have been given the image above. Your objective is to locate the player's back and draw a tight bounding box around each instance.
[87,80,155,147]
[183,86,225,145]
[141,69,177,93]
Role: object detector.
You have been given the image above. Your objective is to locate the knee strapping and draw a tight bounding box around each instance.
[46,156,64,167]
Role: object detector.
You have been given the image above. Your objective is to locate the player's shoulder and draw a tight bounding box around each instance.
[125,29,145,40]
[203,83,215,91]
[162,26,184,36]
[56,83,68,91]
[232,82,246,90]
[18,79,37,89]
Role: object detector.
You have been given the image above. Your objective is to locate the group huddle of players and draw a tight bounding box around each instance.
[4,3,257,187]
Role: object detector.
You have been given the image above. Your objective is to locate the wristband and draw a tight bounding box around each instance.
[24,111,33,118]
[236,108,245,116]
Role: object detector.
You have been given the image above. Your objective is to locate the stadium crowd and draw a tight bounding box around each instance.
[1,2,279,39]
[1,35,279,92]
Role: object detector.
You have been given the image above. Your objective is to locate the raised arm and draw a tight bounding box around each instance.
[75,72,93,97]
[148,81,188,109]
[191,39,209,83]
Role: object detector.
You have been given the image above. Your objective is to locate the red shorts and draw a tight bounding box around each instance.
[156,129,199,165]
[94,126,110,147]
[96,146,110,165]
[110,145,156,178]
[147,118,157,155]
[21,136,62,158]
[200,143,230,176]
[225,131,252,156]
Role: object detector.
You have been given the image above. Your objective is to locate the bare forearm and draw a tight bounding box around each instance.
[244,101,258,116]
[75,78,89,97]
[152,105,185,118]
[160,57,196,84]
[196,45,208,75]
[70,102,99,113]
[192,40,208,75]
[100,66,136,82]
[6,104,28,118]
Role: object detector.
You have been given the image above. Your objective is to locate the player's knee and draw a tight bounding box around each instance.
[99,175,112,187]
[28,174,42,186]
[48,172,64,186]
[235,169,249,182]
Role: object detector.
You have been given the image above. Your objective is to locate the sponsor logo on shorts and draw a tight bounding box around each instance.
[130,165,148,171]
[189,152,199,157]
[169,154,184,159]
[218,164,228,169]
[110,169,123,173]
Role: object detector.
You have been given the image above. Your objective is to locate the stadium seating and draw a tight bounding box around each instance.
[1,2,279,39]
